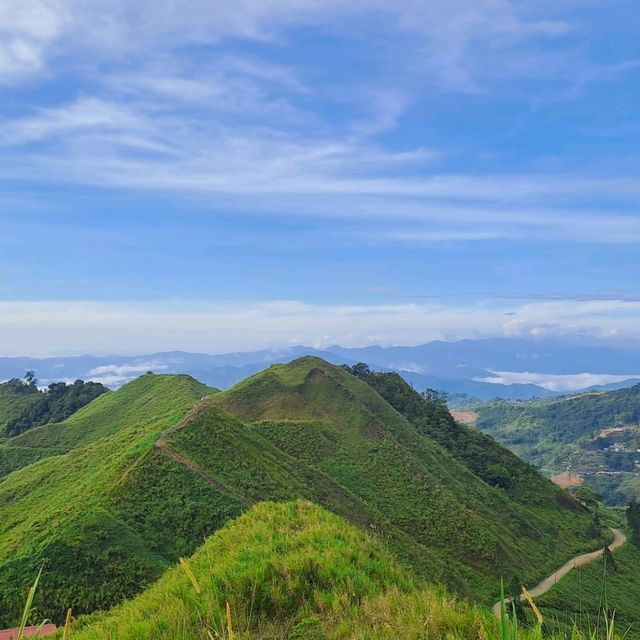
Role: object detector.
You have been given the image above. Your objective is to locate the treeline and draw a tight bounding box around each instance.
[342,363,550,498]
[5,375,108,437]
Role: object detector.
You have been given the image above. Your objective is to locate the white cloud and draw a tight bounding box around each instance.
[0,298,639,356]
[86,362,169,376]
[1,0,638,250]
[0,0,70,81]
[476,370,640,392]
[1,97,147,145]
[0,1,573,84]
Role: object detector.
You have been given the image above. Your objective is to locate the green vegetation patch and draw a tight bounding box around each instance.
[67,501,506,640]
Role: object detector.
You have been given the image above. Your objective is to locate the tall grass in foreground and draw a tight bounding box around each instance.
[14,568,51,640]
[11,502,634,640]
[19,565,632,640]
[491,580,628,640]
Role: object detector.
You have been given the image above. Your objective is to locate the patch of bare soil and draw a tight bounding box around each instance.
[550,471,583,489]
[450,410,478,426]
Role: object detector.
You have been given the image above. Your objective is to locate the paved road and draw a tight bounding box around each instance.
[492,528,627,618]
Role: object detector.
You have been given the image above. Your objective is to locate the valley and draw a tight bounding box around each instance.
[474,386,640,505]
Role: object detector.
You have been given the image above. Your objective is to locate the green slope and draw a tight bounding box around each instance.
[476,385,640,452]
[0,373,205,479]
[66,501,513,640]
[0,373,215,625]
[215,357,601,599]
[361,369,577,504]
[537,541,640,637]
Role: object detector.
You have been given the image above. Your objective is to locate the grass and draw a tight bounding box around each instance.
[536,542,640,637]
[0,374,215,626]
[55,501,503,640]
[52,501,629,640]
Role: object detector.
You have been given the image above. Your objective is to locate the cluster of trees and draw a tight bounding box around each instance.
[628,499,640,547]
[479,384,640,447]
[5,373,108,437]
[343,363,536,493]
[2,371,40,396]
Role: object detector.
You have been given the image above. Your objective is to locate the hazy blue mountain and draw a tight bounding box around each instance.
[327,338,640,377]
[1,338,639,400]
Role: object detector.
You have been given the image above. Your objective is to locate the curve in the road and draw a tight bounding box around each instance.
[492,528,627,618]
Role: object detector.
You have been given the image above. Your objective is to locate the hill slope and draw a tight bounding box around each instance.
[215,357,600,597]
[66,501,527,640]
[0,373,216,625]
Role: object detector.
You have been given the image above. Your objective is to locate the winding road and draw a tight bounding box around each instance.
[492,528,627,618]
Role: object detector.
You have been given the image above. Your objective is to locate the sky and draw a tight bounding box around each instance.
[1,0,640,355]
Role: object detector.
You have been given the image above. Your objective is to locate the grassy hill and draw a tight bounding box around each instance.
[0,358,606,628]
[215,357,600,596]
[475,385,640,504]
[358,369,571,504]
[64,501,533,640]
[0,373,216,625]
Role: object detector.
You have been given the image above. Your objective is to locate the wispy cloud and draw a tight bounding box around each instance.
[86,362,168,377]
[0,1,576,84]
[1,0,638,251]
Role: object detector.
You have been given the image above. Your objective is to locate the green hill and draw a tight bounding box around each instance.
[0,373,205,479]
[537,541,640,637]
[0,358,605,627]
[355,368,572,504]
[475,385,640,503]
[0,373,216,625]
[64,501,521,640]
[215,357,600,595]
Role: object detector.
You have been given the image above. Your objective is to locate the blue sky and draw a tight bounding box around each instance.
[1,0,640,355]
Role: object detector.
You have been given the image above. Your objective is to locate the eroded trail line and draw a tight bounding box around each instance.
[492,528,627,618]
[155,440,251,507]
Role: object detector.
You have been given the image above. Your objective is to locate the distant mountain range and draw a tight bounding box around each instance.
[1,338,639,401]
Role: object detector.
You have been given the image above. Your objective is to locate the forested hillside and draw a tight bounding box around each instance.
[0,378,41,434]
[0,375,107,439]
[477,385,640,447]
[475,385,640,504]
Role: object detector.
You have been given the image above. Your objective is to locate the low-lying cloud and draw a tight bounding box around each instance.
[476,370,640,392]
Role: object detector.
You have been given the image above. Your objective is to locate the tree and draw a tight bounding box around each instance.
[24,370,38,387]
[423,388,448,409]
[576,486,600,510]
[628,499,640,547]
[350,363,371,379]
